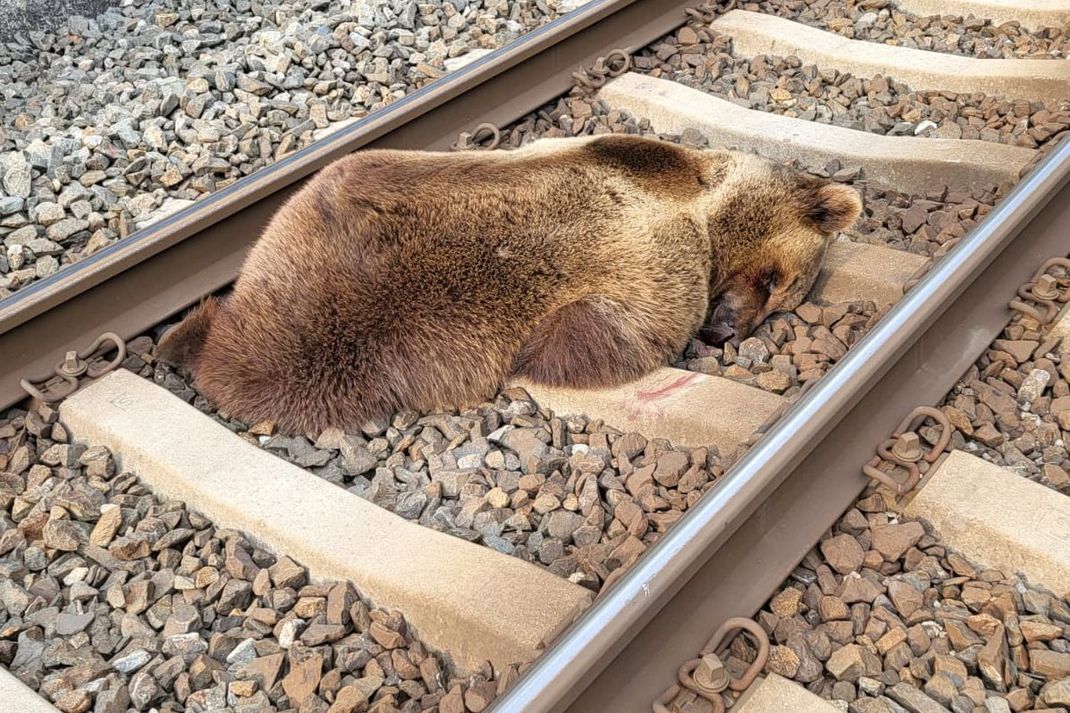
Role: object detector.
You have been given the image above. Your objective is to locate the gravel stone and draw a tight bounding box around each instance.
[54,612,94,636]
[887,683,951,713]
[45,218,88,243]
[1030,649,1070,678]
[0,0,565,295]
[2,152,32,198]
[633,22,1070,151]
[765,645,800,678]
[1017,368,1051,402]
[938,263,1070,492]
[1041,678,1070,707]
[827,644,867,681]
[0,401,508,712]
[755,0,1070,59]
[871,521,925,561]
[41,518,85,551]
[719,498,1070,713]
[821,533,865,574]
[112,650,151,675]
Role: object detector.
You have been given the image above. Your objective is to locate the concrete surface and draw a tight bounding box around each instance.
[817,240,927,305]
[716,10,1070,104]
[894,0,1070,31]
[905,449,1070,597]
[60,370,592,674]
[514,367,784,452]
[1049,302,1070,348]
[599,72,1036,194]
[735,674,842,713]
[0,668,58,712]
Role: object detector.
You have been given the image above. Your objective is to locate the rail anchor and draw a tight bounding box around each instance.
[862,406,952,499]
[1008,256,1070,326]
[571,48,631,90]
[652,616,769,713]
[453,122,501,151]
[19,332,126,404]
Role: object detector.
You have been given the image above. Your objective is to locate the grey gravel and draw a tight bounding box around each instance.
[0,0,567,296]
[937,265,1070,494]
[750,0,1070,59]
[633,24,1070,149]
[674,298,885,398]
[0,0,111,41]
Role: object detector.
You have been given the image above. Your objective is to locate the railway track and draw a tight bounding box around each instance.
[3,0,1070,711]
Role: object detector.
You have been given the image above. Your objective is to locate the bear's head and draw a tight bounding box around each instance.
[701,153,862,347]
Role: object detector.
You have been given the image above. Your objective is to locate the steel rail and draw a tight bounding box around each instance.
[0,0,698,409]
[496,140,1070,711]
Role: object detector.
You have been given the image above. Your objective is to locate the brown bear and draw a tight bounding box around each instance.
[158,134,861,434]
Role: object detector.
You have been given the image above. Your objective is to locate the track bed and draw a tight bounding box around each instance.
[3,0,1070,711]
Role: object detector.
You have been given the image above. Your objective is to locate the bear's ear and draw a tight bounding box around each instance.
[804,182,862,234]
[157,296,221,369]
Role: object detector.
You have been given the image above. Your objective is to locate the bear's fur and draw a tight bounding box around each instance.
[158,135,861,434]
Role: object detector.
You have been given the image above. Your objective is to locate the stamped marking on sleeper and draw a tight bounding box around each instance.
[1033,502,1070,545]
[108,392,135,410]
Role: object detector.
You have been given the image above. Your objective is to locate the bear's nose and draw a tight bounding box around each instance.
[703,323,736,347]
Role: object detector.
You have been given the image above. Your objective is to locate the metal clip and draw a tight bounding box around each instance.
[652,617,770,713]
[685,0,732,23]
[20,332,126,404]
[890,431,922,463]
[862,406,952,496]
[1008,257,1070,326]
[1032,273,1061,301]
[691,653,730,695]
[571,48,631,90]
[453,122,502,152]
[57,350,87,378]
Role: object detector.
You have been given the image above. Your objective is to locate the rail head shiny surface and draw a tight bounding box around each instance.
[495,140,1070,713]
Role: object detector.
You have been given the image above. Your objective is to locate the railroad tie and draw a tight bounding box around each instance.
[1049,303,1070,344]
[817,241,928,305]
[512,367,784,452]
[58,369,593,674]
[904,449,1070,598]
[734,674,842,713]
[893,0,1070,32]
[714,10,1070,104]
[0,669,60,713]
[597,72,1036,195]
